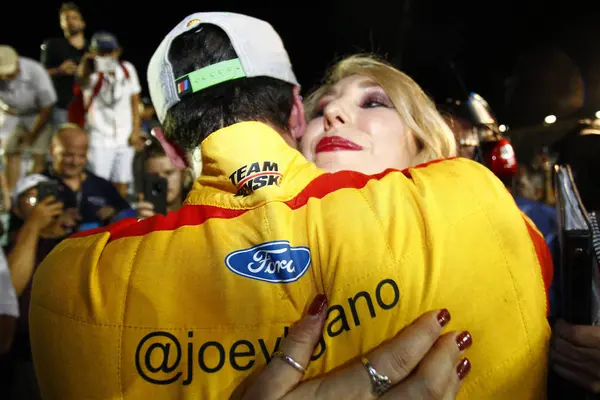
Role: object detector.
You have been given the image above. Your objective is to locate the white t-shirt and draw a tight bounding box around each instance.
[84,60,141,148]
[0,248,18,318]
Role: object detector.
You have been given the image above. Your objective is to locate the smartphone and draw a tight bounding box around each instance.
[143,174,168,215]
[554,165,594,325]
[36,180,61,203]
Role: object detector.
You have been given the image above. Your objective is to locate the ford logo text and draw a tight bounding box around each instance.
[225,241,311,283]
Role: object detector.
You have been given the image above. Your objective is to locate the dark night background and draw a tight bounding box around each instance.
[3,0,600,151]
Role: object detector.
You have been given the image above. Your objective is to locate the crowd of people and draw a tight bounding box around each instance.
[0,4,599,400]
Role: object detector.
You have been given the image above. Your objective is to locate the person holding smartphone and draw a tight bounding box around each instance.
[135,137,191,218]
[41,123,131,231]
[75,31,143,199]
[2,174,71,400]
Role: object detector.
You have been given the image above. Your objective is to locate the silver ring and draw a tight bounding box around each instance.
[361,357,392,397]
[272,351,306,374]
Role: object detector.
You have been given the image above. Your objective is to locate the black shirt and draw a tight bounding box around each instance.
[40,37,87,109]
[41,167,130,228]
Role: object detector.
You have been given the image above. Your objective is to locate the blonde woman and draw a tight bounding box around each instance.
[301,55,456,173]
[299,55,552,399]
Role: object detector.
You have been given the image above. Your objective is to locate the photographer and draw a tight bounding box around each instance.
[2,173,73,400]
[135,137,191,218]
[76,31,143,198]
[42,123,130,230]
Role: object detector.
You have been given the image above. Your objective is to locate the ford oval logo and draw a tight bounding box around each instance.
[225,241,311,283]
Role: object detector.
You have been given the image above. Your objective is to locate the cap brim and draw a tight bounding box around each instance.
[91,44,119,52]
[0,63,17,75]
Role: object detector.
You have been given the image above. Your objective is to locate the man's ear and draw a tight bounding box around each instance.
[288,86,307,140]
[151,127,189,169]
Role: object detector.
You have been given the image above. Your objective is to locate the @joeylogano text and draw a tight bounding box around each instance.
[134,277,400,386]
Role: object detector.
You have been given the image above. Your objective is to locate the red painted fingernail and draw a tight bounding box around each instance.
[456,358,471,380]
[455,331,472,351]
[437,309,451,327]
[308,294,327,316]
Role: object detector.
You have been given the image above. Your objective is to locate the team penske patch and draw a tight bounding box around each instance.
[229,161,282,197]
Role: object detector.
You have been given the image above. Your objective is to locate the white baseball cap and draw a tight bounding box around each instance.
[12,174,49,205]
[147,12,299,124]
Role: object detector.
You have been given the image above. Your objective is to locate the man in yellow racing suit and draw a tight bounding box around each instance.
[29,12,552,400]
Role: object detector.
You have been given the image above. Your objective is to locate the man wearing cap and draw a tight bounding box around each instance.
[3,173,68,399]
[0,45,57,191]
[76,31,143,198]
[30,13,551,399]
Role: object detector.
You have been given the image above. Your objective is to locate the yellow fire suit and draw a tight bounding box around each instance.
[30,121,552,399]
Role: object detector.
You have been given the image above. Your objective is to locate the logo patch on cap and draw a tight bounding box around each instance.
[175,77,192,97]
[186,19,201,27]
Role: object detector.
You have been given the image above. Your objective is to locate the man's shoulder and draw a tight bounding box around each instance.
[405,156,495,180]
[40,167,53,179]
[19,57,50,80]
[84,170,114,187]
[42,37,66,48]
[120,60,136,71]
[325,157,499,196]
[69,203,235,243]
[19,56,44,70]
[31,217,142,326]
[281,157,498,211]
[69,217,140,241]
[119,60,138,80]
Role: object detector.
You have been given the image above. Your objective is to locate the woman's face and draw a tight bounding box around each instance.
[145,156,183,205]
[301,75,418,175]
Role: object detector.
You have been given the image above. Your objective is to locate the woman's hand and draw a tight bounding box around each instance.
[242,295,472,399]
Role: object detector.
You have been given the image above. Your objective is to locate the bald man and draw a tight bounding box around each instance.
[41,123,131,230]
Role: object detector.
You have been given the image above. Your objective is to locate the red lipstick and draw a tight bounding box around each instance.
[316,136,363,153]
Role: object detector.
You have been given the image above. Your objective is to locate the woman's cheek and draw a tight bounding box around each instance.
[300,127,318,161]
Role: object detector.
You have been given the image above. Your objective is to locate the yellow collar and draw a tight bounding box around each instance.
[185,122,323,205]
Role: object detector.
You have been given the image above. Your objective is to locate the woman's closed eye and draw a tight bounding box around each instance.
[361,93,392,109]
[362,101,386,108]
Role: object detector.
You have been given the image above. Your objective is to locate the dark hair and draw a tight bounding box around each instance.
[143,138,167,161]
[59,2,80,14]
[163,24,294,152]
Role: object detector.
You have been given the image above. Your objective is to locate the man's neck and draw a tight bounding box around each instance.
[66,32,85,50]
[61,172,86,192]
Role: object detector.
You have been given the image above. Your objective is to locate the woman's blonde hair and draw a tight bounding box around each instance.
[304,54,457,164]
